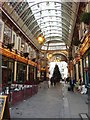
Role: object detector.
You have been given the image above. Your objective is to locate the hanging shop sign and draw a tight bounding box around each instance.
[80,35,90,56]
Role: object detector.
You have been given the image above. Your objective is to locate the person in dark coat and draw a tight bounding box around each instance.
[50,77,54,86]
[53,77,56,86]
[70,78,75,91]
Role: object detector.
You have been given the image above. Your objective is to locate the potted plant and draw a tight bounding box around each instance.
[23,52,29,58]
[80,12,90,25]
[32,58,36,62]
[7,43,14,51]
[80,12,90,33]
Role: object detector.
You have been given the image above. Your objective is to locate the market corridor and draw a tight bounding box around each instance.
[10,82,88,118]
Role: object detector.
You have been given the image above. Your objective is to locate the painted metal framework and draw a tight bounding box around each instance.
[3,0,79,50]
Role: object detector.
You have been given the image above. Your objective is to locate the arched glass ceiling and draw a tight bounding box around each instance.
[6,0,79,51]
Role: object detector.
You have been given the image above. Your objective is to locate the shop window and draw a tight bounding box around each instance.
[30,65,34,81]
[34,67,37,80]
[28,47,31,59]
[83,58,86,67]
[2,56,8,67]
[12,31,16,49]
[2,56,8,85]
[8,61,14,84]
[18,37,21,51]
[2,56,14,85]
[3,24,12,45]
[21,39,25,52]
[23,43,27,52]
[16,62,27,83]
[0,19,4,42]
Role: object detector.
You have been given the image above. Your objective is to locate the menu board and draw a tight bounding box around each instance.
[0,95,10,120]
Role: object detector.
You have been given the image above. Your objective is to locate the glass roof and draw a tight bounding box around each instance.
[6,0,79,51]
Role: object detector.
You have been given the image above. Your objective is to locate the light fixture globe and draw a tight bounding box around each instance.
[37,35,45,44]
[48,53,52,58]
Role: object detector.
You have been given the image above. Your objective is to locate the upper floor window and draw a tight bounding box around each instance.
[3,24,12,45]
[0,19,4,42]
[23,43,28,53]
[18,37,21,51]
[12,31,16,49]
[21,39,25,52]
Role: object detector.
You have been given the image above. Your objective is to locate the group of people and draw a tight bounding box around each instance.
[66,77,87,93]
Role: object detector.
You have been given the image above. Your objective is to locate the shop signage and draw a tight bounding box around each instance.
[80,36,90,55]
[0,95,10,119]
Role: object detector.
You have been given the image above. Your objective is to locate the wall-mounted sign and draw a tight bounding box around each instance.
[0,95,10,120]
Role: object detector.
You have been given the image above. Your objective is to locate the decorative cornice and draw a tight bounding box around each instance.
[0,46,37,67]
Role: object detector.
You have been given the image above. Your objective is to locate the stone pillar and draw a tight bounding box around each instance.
[14,61,17,82]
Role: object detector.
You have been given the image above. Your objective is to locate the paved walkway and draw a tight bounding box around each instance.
[10,82,88,118]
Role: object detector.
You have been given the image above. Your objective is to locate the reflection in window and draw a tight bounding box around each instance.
[0,20,4,42]
[30,65,34,81]
[18,37,21,51]
[12,31,16,49]
[2,57,14,84]
[3,24,12,45]
[21,39,25,52]
[8,61,14,83]
[16,62,27,83]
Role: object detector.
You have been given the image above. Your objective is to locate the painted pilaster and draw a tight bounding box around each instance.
[14,61,17,81]
[80,58,83,82]
[71,70,73,78]
[27,65,29,81]
[76,63,79,81]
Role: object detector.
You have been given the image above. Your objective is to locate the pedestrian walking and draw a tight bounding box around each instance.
[50,77,54,86]
[70,78,75,91]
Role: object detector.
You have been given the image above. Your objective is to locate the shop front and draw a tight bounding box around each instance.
[82,49,90,87]
[16,62,27,83]
[27,64,37,84]
[2,56,14,86]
